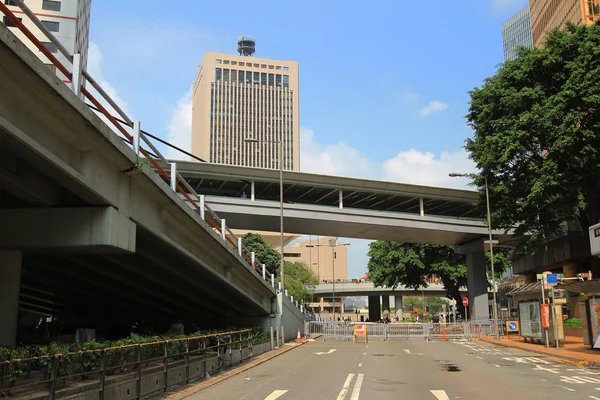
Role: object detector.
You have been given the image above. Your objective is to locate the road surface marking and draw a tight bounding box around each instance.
[557,386,575,392]
[350,374,364,400]
[494,365,501,368]
[358,363,362,367]
[430,390,450,400]
[316,349,337,355]
[540,379,547,382]
[588,396,599,399]
[363,352,366,355]
[336,373,355,400]
[476,356,483,359]
[404,349,424,355]
[264,390,288,400]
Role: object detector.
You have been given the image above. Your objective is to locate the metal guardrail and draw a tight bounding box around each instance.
[0,330,252,400]
[0,1,307,310]
[307,321,473,341]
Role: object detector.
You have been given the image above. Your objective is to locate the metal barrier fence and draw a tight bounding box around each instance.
[0,330,253,399]
[0,1,306,313]
[464,320,499,339]
[307,322,470,341]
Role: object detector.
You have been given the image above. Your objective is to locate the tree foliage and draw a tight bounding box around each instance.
[241,233,281,275]
[466,21,600,250]
[277,261,319,304]
[367,241,511,314]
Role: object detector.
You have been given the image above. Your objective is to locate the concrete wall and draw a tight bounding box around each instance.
[280,293,306,342]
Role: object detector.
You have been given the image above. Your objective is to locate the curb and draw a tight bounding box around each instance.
[478,338,599,367]
[163,340,310,400]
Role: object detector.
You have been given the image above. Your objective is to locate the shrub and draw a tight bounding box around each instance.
[564,318,582,328]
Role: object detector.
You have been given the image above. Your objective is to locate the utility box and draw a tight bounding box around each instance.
[589,222,600,257]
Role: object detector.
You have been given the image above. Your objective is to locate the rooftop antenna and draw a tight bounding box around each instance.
[237,35,255,56]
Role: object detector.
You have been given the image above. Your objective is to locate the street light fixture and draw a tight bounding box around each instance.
[245,136,285,292]
[449,172,500,340]
[316,242,350,323]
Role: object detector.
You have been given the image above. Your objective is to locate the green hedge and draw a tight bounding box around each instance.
[564,318,582,328]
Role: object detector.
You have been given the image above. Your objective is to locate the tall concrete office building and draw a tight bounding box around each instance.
[283,236,349,282]
[502,5,533,61]
[530,0,599,46]
[2,0,92,80]
[192,36,300,170]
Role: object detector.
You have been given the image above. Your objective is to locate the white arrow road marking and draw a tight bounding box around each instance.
[264,390,288,400]
[430,390,450,400]
[403,349,424,355]
[336,373,355,400]
[316,349,337,355]
[358,363,362,367]
[588,396,599,399]
[350,374,364,400]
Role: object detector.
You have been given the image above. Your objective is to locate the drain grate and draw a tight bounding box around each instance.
[371,354,395,357]
[443,364,461,372]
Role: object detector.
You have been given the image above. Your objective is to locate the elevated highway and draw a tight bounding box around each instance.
[0,22,293,346]
[312,282,468,298]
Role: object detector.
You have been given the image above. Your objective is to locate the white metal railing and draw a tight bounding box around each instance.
[307,321,471,341]
[0,1,306,309]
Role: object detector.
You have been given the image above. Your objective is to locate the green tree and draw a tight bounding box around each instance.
[277,261,319,304]
[367,241,511,315]
[465,21,600,251]
[241,233,281,275]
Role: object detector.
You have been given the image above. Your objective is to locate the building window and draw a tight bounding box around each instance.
[245,71,252,84]
[4,1,19,5]
[238,70,244,84]
[41,41,57,53]
[41,20,59,32]
[276,74,282,87]
[215,67,222,81]
[261,72,267,85]
[223,69,229,82]
[283,75,289,88]
[253,72,259,85]
[231,69,237,83]
[216,59,222,64]
[2,15,21,26]
[283,253,301,258]
[42,0,61,12]
[268,73,274,87]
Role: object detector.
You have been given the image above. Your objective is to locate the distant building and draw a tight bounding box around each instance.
[530,0,599,46]
[2,0,92,80]
[192,36,300,170]
[502,5,533,61]
[283,236,348,282]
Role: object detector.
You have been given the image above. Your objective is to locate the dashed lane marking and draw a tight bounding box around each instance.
[264,390,288,400]
[557,386,575,392]
[430,390,450,400]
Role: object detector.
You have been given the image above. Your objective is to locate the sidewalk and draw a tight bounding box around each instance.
[478,335,600,366]
[161,340,309,400]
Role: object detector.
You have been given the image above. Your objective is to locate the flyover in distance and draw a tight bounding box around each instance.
[171,162,521,321]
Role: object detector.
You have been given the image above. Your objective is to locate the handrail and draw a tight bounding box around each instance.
[0,3,298,303]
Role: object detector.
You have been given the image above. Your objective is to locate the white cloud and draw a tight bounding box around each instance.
[165,91,192,160]
[382,149,475,188]
[300,127,377,178]
[300,126,475,189]
[86,42,130,118]
[490,0,527,13]
[419,100,449,117]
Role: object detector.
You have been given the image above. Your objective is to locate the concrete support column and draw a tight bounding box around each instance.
[382,295,390,319]
[368,296,381,322]
[250,180,255,201]
[340,300,344,313]
[320,297,324,312]
[0,250,22,347]
[466,252,490,321]
[394,295,403,319]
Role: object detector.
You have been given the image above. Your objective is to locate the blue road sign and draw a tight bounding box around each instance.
[506,321,519,332]
[546,274,557,284]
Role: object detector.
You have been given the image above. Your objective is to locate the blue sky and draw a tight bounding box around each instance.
[87,0,528,278]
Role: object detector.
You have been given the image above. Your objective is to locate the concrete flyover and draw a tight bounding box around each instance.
[0,23,279,346]
[312,281,468,298]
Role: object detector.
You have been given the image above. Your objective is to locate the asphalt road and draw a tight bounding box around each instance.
[189,338,600,399]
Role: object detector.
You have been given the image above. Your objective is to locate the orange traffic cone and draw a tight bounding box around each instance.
[296,328,302,343]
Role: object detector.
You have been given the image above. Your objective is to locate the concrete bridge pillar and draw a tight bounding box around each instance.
[382,296,390,319]
[0,250,22,347]
[394,295,403,319]
[368,296,380,322]
[466,252,490,321]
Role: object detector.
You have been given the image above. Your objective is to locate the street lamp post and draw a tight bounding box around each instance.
[316,242,350,323]
[245,137,285,292]
[449,172,500,340]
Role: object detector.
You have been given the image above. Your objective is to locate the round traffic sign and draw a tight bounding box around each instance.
[462,297,468,307]
[354,324,366,335]
[508,322,517,331]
